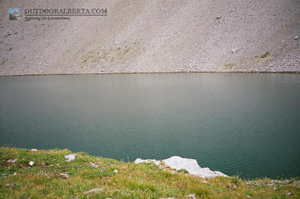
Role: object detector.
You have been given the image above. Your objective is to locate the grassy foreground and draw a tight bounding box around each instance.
[0,147,299,198]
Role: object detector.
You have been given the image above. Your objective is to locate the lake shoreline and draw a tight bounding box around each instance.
[1,147,300,198]
[1,70,300,77]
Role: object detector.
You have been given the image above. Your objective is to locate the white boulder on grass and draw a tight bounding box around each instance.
[7,159,17,163]
[83,188,104,195]
[135,156,227,178]
[90,162,99,168]
[29,161,35,166]
[65,154,76,162]
[60,173,68,179]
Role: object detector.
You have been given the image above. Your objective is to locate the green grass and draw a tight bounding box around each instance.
[1,147,299,198]
[177,169,189,174]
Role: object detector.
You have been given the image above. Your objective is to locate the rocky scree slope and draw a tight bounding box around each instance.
[0,0,299,76]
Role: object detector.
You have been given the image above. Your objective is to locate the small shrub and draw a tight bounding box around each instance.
[177,169,189,174]
[232,176,240,184]
[69,188,75,195]
[261,52,270,58]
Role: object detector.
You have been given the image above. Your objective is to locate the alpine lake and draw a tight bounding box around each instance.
[1,73,299,179]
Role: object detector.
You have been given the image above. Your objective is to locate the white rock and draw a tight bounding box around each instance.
[7,159,17,163]
[90,162,99,168]
[60,173,68,179]
[13,172,17,176]
[65,154,76,162]
[214,171,227,176]
[83,188,103,195]
[231,48,238,54]
[187,194,196,199]
[31,149,37,151]
[113,170,118,174]
[135,156,227,178]
[29,161,35,166]
[294,36,299,40]
[287,192,292,196]
[163,156,227,178]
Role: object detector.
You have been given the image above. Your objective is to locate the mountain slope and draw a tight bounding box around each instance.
[0,0,299,76]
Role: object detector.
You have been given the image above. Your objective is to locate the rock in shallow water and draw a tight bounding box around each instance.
[135,156,227,178]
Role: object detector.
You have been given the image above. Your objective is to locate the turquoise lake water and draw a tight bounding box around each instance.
[0,73,299,179]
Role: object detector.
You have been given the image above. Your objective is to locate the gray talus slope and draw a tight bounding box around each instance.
[0,0,299,76]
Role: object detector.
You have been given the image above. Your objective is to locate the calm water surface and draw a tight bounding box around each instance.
[1,74,299,179]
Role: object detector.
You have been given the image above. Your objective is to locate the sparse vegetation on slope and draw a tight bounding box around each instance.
[1,0,299,76]
[1,147,299,198]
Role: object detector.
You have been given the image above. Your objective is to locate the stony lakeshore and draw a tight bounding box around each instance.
[1,147,300,198]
